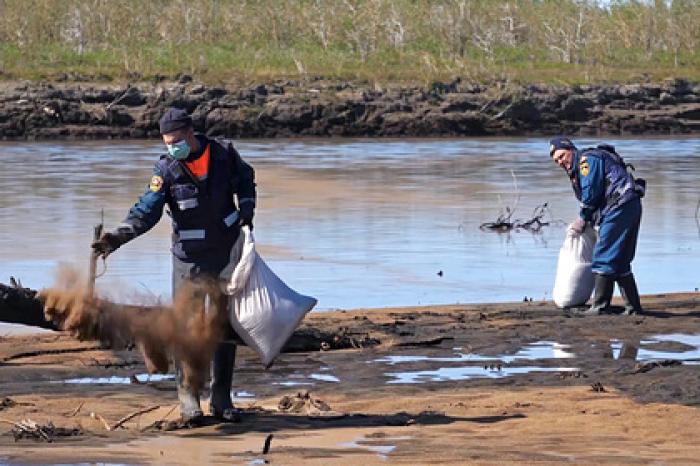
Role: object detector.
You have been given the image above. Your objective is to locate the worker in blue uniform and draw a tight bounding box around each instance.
[92,107,256,421]
[549,136,645,316]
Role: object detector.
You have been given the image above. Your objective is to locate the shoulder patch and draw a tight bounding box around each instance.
[579,159,589,177]
[149,175,163,192]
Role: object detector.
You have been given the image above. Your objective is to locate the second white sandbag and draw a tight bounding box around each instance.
[552,226,597,308]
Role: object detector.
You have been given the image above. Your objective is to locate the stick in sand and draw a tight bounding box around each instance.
[140,404,178,432]
[87,222,104,299]
[64,401,85,417]
[90,411,112,431]
[111,405,160,431]
[263,433,274,454]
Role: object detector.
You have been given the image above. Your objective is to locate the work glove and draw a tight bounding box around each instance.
[91,231,126,259]
[238,202,255,230]
[568,218,587,234]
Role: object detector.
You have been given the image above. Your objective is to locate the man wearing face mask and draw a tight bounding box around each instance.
[549,136,645,316]
[91,107,256,421]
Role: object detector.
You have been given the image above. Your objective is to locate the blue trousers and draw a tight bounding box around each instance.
[592,197,642,276]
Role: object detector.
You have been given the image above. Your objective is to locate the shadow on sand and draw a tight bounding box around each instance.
[168,411,526,439]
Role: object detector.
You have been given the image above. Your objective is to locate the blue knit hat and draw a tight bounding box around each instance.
[159,107,192,134]
[548,136,576,157]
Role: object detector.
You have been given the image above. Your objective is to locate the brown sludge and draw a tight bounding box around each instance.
[39,265,228,393]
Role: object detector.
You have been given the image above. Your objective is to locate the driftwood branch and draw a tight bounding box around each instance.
[140,404,177,432]
[90,411,112,431]
[481,202,552,232]
[1,418,80,442]
[479,169,555,233]
[63,401,84,417]
[2,346,104,363]
[111,405,160,430]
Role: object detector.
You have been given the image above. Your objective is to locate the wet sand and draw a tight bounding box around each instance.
[1,292,700,465]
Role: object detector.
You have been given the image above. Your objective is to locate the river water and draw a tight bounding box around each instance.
[0,138,698,311]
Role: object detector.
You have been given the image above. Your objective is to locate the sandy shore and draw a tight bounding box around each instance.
[1,292,700,465]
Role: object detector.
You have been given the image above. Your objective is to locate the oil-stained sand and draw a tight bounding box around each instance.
[1,293,700,465]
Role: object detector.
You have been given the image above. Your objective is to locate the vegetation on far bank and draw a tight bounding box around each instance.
[0,0,699,85]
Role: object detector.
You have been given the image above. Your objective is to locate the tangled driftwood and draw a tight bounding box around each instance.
[0,418,81,442]
[479,170,554,233]
[480,202,553,233]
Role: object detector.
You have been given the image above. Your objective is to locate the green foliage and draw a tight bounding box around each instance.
[0,0,698,83]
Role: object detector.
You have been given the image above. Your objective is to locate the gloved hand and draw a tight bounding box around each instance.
[568,218,587,234]
[91,232,125,259]
[238,202,255,230]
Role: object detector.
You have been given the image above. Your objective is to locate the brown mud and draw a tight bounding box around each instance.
[1,292,699,464]
[1,77,699,139]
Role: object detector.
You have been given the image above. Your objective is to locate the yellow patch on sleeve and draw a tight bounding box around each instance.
[579,160,589,177]
[149,175,163,192]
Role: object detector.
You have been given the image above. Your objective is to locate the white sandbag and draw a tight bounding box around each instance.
[552,226,597,308]
[220,226,317,367]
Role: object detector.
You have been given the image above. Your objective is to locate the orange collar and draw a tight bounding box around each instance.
[184,144,210,179]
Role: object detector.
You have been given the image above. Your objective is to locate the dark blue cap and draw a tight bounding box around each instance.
[549,136,576,157]
[159,107,192,134]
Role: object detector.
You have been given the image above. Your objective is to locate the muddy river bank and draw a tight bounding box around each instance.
[2,78,700,140]
[1,292,699,464]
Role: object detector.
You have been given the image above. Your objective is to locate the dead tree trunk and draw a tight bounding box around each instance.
[0,281,58,330]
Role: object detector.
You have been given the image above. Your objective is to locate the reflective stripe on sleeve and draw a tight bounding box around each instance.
[178,229,205,240]
[238,197,256,205]
[223,211,239,227]
[117,223,136,234]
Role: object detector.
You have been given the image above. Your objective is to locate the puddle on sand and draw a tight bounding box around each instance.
[374,341,577,384]
[273,372,341,386]
[247,459,268,466]
[231,390,257,403]
[309,373,340,382]
[45,463,133,466]
[385,366,578,384]
[273,381,314,387]
[611,333,700,363]
[373,341,574,366]
[57,374,175,384]
[339,435,411,460]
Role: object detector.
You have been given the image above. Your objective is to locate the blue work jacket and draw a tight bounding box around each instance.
[569,146,641,224]
[117,135,256,261]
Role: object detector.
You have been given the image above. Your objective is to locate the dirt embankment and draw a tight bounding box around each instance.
[1,77,699,140]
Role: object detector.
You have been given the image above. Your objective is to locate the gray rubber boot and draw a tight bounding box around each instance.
[583,274,615,316]
[176,365,203,421]
[618,273,643,315]
[209,342,238,420]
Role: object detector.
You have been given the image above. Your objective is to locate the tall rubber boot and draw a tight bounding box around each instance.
[209,341,237,420]
[582,274,615,316]
[176,365,203,422]
[618,273,643,315]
